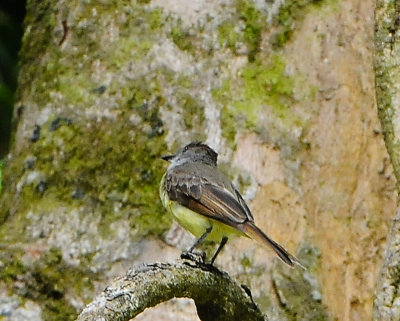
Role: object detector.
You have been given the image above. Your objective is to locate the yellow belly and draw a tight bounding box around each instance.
[160,173,243,242]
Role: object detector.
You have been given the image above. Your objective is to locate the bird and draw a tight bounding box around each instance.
[159,141,303,268]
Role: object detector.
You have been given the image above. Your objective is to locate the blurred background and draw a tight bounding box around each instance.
[0,0,25,158]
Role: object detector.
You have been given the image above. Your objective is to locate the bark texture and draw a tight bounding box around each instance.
[374,0,400,188]
[0,0,396,320]
[374,207,400,321]
[373,0,400,320]
[76,261,265,321]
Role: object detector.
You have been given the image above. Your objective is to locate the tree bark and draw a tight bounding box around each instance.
[373,0,400,320]
[374,0,400,188]
[76,261,265,321]
[0,0,396,320]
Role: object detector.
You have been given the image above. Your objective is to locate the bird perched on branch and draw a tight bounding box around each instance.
[160,142,304,268]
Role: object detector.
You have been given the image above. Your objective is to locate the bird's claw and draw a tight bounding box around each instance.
[181,251,206,264]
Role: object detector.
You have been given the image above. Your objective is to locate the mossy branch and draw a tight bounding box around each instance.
[374,0,400,320]
[75,260,266,321]
[374,0,400,189]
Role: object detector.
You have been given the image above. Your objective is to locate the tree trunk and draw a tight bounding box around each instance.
[373,0,400,320]
[0,0,396,321]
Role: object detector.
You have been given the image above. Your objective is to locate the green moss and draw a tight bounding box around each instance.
[218,0,337,53]
[217,0,264,61]
[180,93,205,130]
[220,105,237,149]
[59,120,169,237]
[0,250,26,285]
[28,250,76,320]
[15,0,60,104]
[236,0,262,61]
[214,54,306,137]
[237,55,295,123]
[212,81,237,148]
[272,0,336,47]
[0,109,172,240]
[148,8,164,31]
[28,248,93,321]
[218,21,241,51]
[0,0,175,235]
[0,247,94,321]
[171,26,193,51]
[170,21,195,52]
[16,0,167,112]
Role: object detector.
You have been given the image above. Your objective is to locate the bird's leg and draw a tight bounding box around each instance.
[181,226,212,263]
[210,236,228,265]
[188,226,213,252]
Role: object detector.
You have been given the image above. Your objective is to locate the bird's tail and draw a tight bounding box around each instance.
[243,222,305,269]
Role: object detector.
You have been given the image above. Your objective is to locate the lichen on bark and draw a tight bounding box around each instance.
[0,0,392,320]
[373,0,400,319]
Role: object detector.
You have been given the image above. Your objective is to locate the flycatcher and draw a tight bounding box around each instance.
[160,142,303,268]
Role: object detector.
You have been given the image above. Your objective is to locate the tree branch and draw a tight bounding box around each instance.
[374,0,400,319]
[374,0,400,189]
[76,260,266,321]
[374,207,400,320]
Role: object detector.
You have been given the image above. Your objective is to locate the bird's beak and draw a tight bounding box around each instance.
[161,154,175,161]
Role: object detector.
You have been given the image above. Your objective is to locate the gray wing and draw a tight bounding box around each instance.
[165,164,254,228]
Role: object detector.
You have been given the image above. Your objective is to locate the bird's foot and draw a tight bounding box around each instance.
[181,251,206,264]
